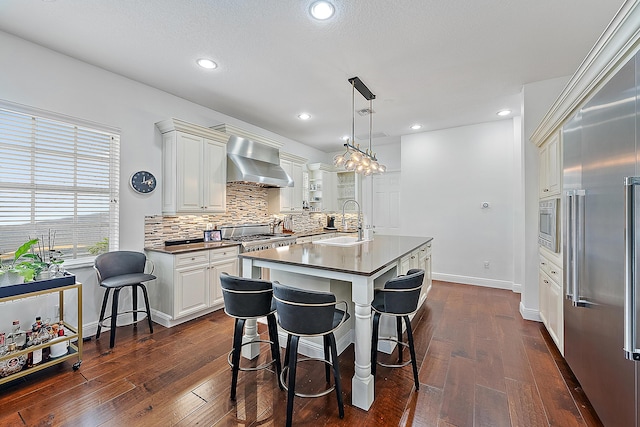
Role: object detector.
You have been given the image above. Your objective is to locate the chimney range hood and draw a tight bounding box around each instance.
[226,135,293,188]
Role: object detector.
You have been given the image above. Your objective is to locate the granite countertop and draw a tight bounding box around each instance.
[145,241,241,255]
[144,229,350,255]
[239,235,433,276]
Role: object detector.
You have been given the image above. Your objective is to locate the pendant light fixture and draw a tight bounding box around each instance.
[334,77,386,175]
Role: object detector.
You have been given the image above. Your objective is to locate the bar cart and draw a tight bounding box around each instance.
[0,275,82,385]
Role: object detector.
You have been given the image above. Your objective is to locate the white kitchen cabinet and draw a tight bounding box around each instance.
[156,118,228,215]
[539,131,561,198]
[307,163,337,212]
[337,171,360,212]
[209,251,238,306]
[539,250,563,354]
[295,233,337,244]
[268,152,307,213]
[400,241,432,306]
[146,246,239,327]
[175,259,209,318]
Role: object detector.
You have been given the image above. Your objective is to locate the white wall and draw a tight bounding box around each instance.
[0,31,327,334]
[400,120,516,289]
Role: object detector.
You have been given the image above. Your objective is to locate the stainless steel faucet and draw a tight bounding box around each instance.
[342,199,363,241]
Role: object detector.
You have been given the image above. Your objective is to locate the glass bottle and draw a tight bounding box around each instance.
[11,320,26,349]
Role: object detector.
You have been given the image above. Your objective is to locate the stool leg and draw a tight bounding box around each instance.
[266,313,283,390]
[404,315,419,391]
[140,284,153,333]
[328,333,344,419]
[283,333,292,369]
[371,312,381,377]
[396,316,403,364]
[285,335,300,427]
[96,287,110,340]
[109,288,121,348]
[132,284,138,324]
[230,318,245,400]
[323,334,331,383]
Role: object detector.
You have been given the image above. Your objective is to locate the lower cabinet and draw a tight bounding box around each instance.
[295,232,337,244]
[146,246,239,328]
[400,241,432,304]
[539,250,564,355]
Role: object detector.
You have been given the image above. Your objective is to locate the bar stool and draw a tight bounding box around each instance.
[219,272,283,401]
[371,268,425,390]
[272,281,349,427]
[94,251,156,348]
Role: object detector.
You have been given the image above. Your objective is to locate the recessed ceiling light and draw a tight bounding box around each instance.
[298,113,311,120]
[497,109,511,116]
[410,124,422,130]
[196,58,217,69]
[310,1,335,20]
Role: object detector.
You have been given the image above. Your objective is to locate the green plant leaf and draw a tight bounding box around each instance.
[14,239,39,261]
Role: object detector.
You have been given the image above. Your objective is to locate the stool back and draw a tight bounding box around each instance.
[220,273,274,318]
[381,268,425,315]
[273,282,340,336]
[94,251,146,282]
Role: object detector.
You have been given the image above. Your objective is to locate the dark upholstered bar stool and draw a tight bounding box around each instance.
[219,272,283,401]
[371,268,425,390]
[94,251,156,348]
[272,282,349,427]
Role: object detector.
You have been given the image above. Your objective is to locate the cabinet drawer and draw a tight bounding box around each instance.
[210,247,239,260]
[175,252,209,267]
[539,255,562,285]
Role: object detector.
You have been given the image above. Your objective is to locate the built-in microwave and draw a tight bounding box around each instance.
[539,198,559,252]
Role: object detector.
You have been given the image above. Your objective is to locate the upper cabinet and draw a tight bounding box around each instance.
[157,119,228,215]
[268,152,307,213]
[539,131,561,199]
[337,171,360,212]
[307,163,337,212]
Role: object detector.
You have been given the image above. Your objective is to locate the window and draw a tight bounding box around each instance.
[0,101,119,265]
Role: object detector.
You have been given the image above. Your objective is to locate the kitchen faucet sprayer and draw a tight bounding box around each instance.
[341,199,363,241]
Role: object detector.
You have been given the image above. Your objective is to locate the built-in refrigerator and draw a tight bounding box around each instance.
[563,50,639,426]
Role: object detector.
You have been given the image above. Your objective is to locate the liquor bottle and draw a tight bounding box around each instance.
[11,320,26,348]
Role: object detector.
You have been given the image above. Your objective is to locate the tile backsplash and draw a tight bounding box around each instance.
[144,183,358,247]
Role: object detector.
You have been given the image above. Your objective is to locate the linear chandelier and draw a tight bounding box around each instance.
[333,77,386,175]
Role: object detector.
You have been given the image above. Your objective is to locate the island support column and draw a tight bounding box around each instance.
[240,257,261,360]
[351,275,375,410]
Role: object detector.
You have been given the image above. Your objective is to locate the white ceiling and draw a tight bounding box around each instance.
[0,0,624,152]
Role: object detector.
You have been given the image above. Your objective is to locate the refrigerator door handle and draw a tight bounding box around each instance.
[566,190,589,307]
[573,190,589,307]
[565,190,575,301]
[624,176,640,360]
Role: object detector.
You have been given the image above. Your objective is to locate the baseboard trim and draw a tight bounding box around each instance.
[433,273,514,291]
[519,301,541,322]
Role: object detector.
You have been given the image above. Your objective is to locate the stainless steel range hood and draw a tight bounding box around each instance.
[226,135,293,188]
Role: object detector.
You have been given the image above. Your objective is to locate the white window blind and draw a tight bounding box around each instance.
[0,103,119,265]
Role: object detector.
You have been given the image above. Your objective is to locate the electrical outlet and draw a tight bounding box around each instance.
[484,261,490,269]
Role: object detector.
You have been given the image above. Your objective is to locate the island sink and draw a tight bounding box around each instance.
[313,236,368,246]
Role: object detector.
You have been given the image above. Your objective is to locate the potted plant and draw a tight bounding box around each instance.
[0,236,64,286]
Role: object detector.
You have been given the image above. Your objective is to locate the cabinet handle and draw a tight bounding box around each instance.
[411,256,416,260]
[551,270,557,275]
[191,257,196,261]
[541,262,546,266]
[543,279,549,284]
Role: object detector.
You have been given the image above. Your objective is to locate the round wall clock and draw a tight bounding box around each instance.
[130,171,157,194]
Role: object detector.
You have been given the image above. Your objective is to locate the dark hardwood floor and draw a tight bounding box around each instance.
[0,281,602,426]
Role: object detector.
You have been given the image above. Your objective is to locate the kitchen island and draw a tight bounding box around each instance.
[239,234,433,411]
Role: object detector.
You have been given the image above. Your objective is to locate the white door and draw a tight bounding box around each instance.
[372,171,401,235]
